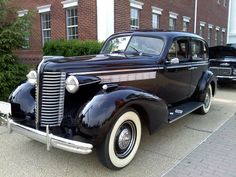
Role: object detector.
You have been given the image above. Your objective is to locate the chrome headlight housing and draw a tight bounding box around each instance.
[65,76,79,93]
[26,70,37,85]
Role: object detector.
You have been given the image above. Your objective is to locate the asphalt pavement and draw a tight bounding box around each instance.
[0,84,236,177]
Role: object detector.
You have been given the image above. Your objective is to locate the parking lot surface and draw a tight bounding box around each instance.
[0,84,236,177]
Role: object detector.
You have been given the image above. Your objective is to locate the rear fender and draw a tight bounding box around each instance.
[77,86,168,145]
[194,70,217,101]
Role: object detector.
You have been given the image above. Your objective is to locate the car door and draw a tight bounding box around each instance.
[189,39,209,96]
[156,37,192,104]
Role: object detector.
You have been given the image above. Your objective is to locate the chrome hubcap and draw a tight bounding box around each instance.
[204,90,210,108]
[115,121,136,158]
[118,128,132,150]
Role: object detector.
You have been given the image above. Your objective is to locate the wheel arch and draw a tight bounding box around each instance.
[77,86,168,145]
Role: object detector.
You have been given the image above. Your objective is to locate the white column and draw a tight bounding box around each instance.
[227,0,236,44]
[194,0,198,34]
[97,0,114,42]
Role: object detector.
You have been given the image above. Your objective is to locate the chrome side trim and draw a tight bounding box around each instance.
[0,115,93,154]
[36,58,45,129]
[69,67,164,76]
[98,71,156,83]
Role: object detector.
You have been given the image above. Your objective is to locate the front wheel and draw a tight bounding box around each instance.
[98,109,141,170]
[198,84,212,114]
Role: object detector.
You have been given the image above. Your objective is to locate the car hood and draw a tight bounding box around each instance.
[41,54,162,74]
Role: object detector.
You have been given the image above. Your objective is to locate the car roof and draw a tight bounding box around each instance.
[110,30,205,41]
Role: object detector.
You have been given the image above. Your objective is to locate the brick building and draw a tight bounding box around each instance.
[12,0,229,64]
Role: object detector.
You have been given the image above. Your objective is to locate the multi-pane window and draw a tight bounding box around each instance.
[18,10,30,49]
[215,30,219,46]
[66,7,78,40]
[41,12,51,45]
[152,13,160,29]
[208,28,212,47]
[199,25,204,37]
[183,21,189,32]
[169,18,176,31]
[130,8,140,30]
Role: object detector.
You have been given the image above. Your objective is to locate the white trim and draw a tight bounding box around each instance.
[169,11,178,19]
[18,10,28,17]
[200,21,206,27]
[152,6,163,15]
[222,28,226,32]
[61,0,78,8]
[129,0,144,9]
[37,5,51,13]
[208,24,214,29]
[97,0,114,41]
[215,26,220,31]
[183,16,191,22]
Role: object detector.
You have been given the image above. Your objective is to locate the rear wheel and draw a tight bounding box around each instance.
[98,109,141,170]
[198,84,212,114]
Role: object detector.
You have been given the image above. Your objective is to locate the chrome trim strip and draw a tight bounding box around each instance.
[217,76,236,79]
[98,71,156,83]
[69,67,164,76]
[209,67,232,69]
[36,58,45,129]
[0,115,93,154]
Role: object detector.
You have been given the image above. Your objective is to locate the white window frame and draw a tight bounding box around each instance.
[130,0,144,9]
[130,7,140,30]
[37,5,51,46]
[66,7,78,40]
[152,7,162,30]
[18,10,30,49]
[61,0,79,9]
[215,27,219,45]
[182,16,190,32]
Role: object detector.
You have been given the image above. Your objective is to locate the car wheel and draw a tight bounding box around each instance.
[98,109,141,170]
[198,84,212,114]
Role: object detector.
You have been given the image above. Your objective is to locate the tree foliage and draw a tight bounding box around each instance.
[0,0,30,101]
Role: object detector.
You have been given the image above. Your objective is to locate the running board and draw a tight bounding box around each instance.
[168,101,203,123]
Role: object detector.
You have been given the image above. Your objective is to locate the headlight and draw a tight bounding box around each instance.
[65,76,79,93]
[26,70,37,85]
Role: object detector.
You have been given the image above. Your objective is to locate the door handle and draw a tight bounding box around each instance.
[188,67,198,70]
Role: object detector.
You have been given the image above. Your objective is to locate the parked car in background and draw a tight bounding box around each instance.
[209,46,236,83]
[0,31,217,169]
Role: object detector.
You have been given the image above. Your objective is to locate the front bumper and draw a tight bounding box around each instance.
[0,114,93,154]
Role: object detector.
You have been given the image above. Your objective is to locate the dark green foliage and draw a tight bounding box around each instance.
[0,0,30,101]
[43,39,103,57]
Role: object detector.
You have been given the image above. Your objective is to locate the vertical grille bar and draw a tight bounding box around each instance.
[38,72,66,127]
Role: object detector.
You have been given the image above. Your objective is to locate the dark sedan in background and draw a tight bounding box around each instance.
[209,46,236,83]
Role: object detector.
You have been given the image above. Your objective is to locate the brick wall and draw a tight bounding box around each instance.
[10,0,229,65]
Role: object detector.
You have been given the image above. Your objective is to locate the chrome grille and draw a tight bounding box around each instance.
[40,72,66,127]
[210,67,232,76]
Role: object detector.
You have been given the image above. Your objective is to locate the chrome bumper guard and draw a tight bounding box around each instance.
[0,114,93,154]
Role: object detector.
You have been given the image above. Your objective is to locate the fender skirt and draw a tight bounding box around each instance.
[77,86,168,144]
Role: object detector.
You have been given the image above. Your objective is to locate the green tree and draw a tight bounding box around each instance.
[0,0,30,101]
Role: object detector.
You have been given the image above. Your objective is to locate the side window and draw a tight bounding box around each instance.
[168,39,189,62]
[191,40,205,61]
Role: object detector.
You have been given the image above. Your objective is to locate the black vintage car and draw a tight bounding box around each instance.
[209,45,236,83]
[0,31,216,169]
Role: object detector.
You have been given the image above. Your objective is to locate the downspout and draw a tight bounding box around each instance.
[194,0,198,34]
[227,0,231,44]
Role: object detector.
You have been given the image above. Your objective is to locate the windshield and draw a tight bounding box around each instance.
[101,35,164,56]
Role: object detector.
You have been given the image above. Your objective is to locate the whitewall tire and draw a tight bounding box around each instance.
[98,109,141,169]
[198,84,212,114]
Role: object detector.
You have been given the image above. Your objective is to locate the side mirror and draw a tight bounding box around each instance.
[170,58,179,64]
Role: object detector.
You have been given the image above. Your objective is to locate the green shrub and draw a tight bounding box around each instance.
[0,54,29,101]
[43,39,103,57]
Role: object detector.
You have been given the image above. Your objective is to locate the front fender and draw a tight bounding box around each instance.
[77,86,168,145]
[9,81,36,126]
[194,70,217,101]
